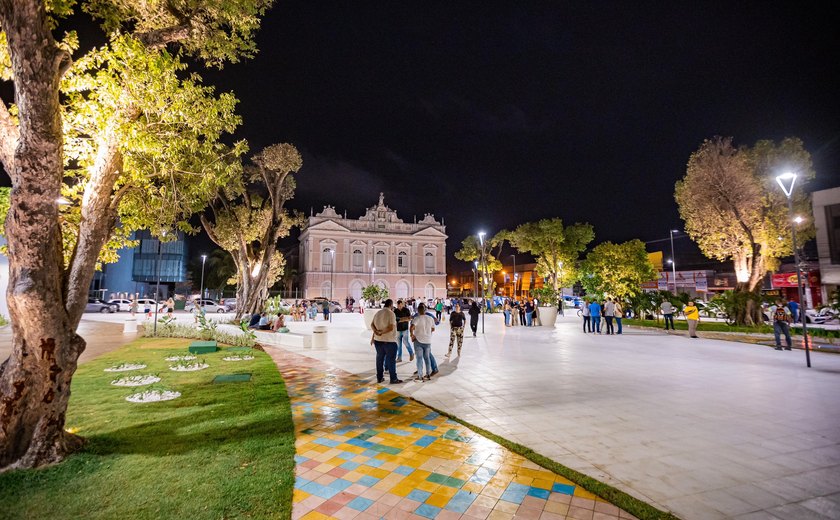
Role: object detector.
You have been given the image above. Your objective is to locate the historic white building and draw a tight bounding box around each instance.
[298,194,447,303]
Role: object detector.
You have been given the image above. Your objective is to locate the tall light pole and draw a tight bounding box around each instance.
[669,229,679,293]
[558,261,564,316]
[329,249,335,322]
[153,230,168,336]
[473,261,478,300]
[199,254,207,301]
[510,254,516,297]
[478,231,486,334]
[776,172,811,368]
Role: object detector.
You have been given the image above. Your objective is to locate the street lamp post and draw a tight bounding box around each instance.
[478,232,486,334]
[329,249,335,322]
[669,229,679,293]
[153,230,168,336]
[199,254,207,301]
[558,261,564,316]
[776,172,811,368]
[473,261,478,300]
[510,254,516,297]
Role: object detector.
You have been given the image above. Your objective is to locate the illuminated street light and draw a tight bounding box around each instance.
[669,229,679,293]
[775,171,811,368]
[199,254,207,301]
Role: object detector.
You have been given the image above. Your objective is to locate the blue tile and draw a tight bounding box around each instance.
[347,496,375,511]
[414,435,437,447]
[500,482,530,504]
[294,477,311,489]
[377,388,390,394]
[422,412,439,421]
[357,475,380,487]
[361,449,380,457]
[411,422,437,431]
[552,483,576,495]
[313,438,341,448]
[337,451,357,460]
[527,487,551,499]
[327,478,352,491]
[394,465,415,476]
[340,461,360,471]
[444,490,476,513]
[415,503,442,519]
[407,489,432,502]
[300,481,339,499]
[294,454,308,463]
[346,438,375,449]
[384,428,412,436]
[362,457,384,468]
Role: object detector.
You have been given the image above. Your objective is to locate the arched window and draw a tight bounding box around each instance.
[425,282,435,300]
[321,248,334,271]
[424,251,435,273]
[398,251,407,271]
[321,281,332,298]
[376,250,386,272]
[352,249,363,271]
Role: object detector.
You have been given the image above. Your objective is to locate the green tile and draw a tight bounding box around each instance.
[382,409,402,415]
[443,476,466,488]
[369,444,402,455]
[426,472,448,484]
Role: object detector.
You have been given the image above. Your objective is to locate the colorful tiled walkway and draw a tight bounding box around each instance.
[266,349,637,520]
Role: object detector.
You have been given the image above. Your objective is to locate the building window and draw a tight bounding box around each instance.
[827,203,840,264]
[376,250,386,272]
[424,252,435,274]
[322,248,334,272]
[398,251,407,271]
[352,249,363,272]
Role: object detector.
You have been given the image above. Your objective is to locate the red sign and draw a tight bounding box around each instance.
[771,272,820,288]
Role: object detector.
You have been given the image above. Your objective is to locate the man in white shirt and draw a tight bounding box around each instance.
[371,299,402,384]
[410,303,436,381]
[661,300,676,330]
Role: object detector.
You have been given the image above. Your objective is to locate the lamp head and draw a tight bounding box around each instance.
[794,216,804,224]
[775,172,797,198]
[201,254,207,261]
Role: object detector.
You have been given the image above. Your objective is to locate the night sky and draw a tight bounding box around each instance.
[4,3,840,269]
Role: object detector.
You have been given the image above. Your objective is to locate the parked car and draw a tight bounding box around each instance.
[107,298,133,312]
[220,298,238,312]
[805,308,839,325]
[312,298,342,314]
[185,299,227,313]
[86,298,116,313]
[136,299,160,312]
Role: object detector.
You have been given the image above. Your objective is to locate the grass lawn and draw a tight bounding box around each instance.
[0,337,295,519]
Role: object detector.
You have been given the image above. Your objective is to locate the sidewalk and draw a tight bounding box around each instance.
[266,347,637,520]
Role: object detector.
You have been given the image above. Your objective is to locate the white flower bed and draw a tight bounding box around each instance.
[164,355,197,362]
[125,389,181,403]
[222,355,254,361]
[104,363,147,372]
[111,374,161,387]
[168,362,209,372]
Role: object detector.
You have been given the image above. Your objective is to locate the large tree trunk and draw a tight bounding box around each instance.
[0,0,86,471]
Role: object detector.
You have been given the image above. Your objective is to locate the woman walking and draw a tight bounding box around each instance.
[468,301,480,337]
[448,304,466,356]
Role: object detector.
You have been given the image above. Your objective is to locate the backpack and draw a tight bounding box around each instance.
[773,307,788,323]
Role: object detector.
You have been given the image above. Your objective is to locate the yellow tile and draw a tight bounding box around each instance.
[389,483,415,497]
[532,478,554,490]
[512,476,533,486]
[573,487,599,500]
[300,512,330,520]
[293,489,310,502]
[416,481,440,493]
[462,482,484,494]
[343,471,363,482]
[425,494,450,508]
[367,467,390,479]
[314,463,334,473]
[554,475,575,486]
[435,486,458,499]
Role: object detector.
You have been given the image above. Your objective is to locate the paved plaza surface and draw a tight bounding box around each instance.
[269,347,634,520]
[253,312,840,520]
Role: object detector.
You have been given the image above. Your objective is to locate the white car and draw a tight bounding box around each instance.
[107,298,133,312]
[136,299,160,312]
[185,299,227,313]
[805,308,839,325]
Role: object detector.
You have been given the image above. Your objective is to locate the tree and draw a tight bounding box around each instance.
[579,240,656,301]
[201,144,302,319]
[455,233,504,297]
[675,136,814,324]
[506,219,594,301]
[0,0,272,470]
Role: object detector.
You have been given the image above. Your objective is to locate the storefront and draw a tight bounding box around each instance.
[771,270,822,308]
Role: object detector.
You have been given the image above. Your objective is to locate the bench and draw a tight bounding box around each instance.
[189,340,219,354]
[254,330,312,349]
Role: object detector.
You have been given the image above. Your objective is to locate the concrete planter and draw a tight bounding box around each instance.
[538,306,559,327]
[363,308,379,330]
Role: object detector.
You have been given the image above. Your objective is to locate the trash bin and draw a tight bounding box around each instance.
[312,325,328,349]
[123,318,138,334]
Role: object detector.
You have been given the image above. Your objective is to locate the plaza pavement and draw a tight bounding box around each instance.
[253,312,840,520]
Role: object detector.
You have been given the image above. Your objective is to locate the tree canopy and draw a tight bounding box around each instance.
[579,240,656,301]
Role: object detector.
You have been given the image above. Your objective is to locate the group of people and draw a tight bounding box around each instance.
[289,300,331,321]
[501,298,542,327]
[369,298,476,384]
[580,298,624,334]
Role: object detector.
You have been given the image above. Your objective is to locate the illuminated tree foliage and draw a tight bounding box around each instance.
[675,136,814,324]
[455,233,504,296]
[579,240,656,301]
[201,144,303,319]
[506,219,594,298]
[0,0,272,470]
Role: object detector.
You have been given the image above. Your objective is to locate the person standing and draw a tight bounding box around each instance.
[435,299,444,322]
[410,303,436,381]
[468,301,480,337]
[130,295,138,317]
[322,299,330,321]
[448,303,466,356]
[604,298,615,334]
[525,299,534,326]
[787,299,800,324]
[589,299,602,334]
[532,299,541,326]
[394,300,415,363]
[684,300,700,338]
[518,299,526,326]
[503,300,511,327]
[772,299,793,350]
[614,299,624,334]
[371,299,403,384]
[661,300,675,330]
[582,299,591,332]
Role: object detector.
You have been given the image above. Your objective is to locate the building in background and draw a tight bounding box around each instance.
[297,193,447,303]
[813,187,840,304]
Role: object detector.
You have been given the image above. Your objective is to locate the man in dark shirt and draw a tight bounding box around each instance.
[448,304,466,356]
[394,300,415,362]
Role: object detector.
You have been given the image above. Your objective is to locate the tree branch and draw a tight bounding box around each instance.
[136,25,191,50]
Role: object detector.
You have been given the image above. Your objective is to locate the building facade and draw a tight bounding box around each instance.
[298,194,447,303]
[813,187,840,303]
